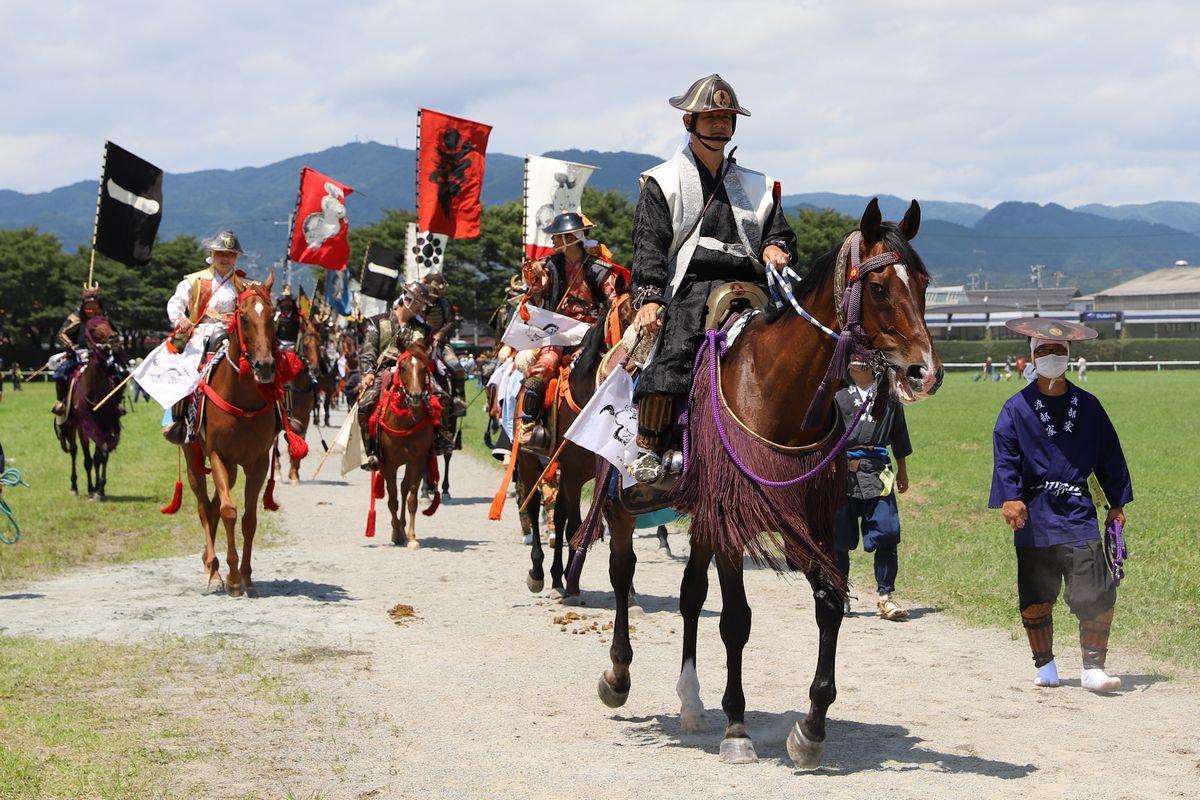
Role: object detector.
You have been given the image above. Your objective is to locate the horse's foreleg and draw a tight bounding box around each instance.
[523,465,544,592]
[239,453,269,597]
[441,452,451,496]
[678,536,713,733]
[786,570,845,770]
[714,551,756,764]
[68,435,79,495]
[598,504,636,709]
[403,455,422,549]
[384,454,402,547]
[81,438,95,497]
[549,489,567,592]
[94,448,108,501]
[185,457,220,587]
[209,455,243,596]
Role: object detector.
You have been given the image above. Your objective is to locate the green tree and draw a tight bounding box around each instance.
[787,207,859,273]
[580,188,635,266]
[0,228,73,353]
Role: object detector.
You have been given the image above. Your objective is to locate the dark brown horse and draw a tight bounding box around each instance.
[282,320,321,483]
[519,297,636,599]
[185,273,283,596]
[59,317,124,500]
[590,200,942,767]
[310,322,341,427]
[370,342,439,549]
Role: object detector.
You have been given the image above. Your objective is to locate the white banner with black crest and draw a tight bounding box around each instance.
[500,304,590,350]
[405,223,448,281]
[523,155,596,258]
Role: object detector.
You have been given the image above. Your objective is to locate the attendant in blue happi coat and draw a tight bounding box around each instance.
[835,360,913,621]
[990,317,1132,693]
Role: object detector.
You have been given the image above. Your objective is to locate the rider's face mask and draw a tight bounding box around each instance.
[1031,339,1069,383]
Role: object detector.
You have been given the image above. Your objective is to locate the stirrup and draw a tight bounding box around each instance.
[163,421,186,446]
[451,397,468,418]
[630,450,663,484]
[519,422,551,457]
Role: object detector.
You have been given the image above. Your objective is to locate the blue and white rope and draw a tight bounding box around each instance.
[765,264,840,341]
[0,467,29,544]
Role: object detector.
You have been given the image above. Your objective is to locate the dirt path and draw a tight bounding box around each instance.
[2,408,1198,799]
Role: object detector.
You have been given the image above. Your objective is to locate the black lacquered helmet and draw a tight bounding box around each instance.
[203,230,246,254]
[542,211,593,237]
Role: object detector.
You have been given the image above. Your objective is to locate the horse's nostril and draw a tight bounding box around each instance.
[905,364,924,384]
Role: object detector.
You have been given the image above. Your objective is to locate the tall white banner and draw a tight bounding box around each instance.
[524,155,597,258]
[404,223,448,282]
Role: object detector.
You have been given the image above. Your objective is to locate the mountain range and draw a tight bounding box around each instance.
[2,141,1197,293]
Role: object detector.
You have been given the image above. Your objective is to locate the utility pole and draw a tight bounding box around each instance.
[1052,270,1068,288]
[1030,264,1044,312]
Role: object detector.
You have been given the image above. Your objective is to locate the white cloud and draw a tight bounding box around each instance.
[4,0,1200,208]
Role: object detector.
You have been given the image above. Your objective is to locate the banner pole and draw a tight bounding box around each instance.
[92,373,133,411]
[414,108,423,222]
[283,168,305,287]
[87,143,108,287]
[522,156,530,258]
[519,437,570,513]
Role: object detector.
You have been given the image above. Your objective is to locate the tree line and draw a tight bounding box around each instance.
[0,189,856,362]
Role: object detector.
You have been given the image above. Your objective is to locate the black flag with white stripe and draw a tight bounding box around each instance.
[94,141,163,266]
[360,243,403,300]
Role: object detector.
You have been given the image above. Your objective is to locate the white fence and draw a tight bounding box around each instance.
[944,361,1199,372]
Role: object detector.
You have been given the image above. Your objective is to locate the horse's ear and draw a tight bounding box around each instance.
[264,271,275,292]
[899,199,921,241]
[860,198,883,247]
[232,273,245,295]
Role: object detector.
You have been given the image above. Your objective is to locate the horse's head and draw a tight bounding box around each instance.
[299,319,322,375]
[854,198,943,402]
[396,339,431,410]
[85,316,115,348]
[232,272,277,385]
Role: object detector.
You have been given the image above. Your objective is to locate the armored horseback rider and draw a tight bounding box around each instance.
[162,230,247,445]
[629,74,797,483]
[274,285,305,349]
[421,271,470,424]
[357,281,432,470]
[517,211,623,452]
[52,284,127,420]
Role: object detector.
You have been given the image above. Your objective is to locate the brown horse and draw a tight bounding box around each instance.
[310,322,341,427]
[59,317,124,500]
[589,199,942,767]
[370,342,439,549]
[281,320,321,483]
[519,297,636,599]
[185,273,282,596]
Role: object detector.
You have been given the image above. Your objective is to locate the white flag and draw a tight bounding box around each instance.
[336,405,364,476]
[501,304,590,351]
[132,338,204,409]
[404,223,448,282]
[564,366,639,488]
[524,155,597,257]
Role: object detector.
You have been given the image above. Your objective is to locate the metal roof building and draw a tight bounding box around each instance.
[1093,267,1200,311]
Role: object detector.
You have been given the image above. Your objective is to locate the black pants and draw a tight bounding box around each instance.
[1016,540,1116,620]
[636,277,764,399]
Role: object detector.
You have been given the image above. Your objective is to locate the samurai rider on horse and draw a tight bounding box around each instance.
[52,284,128,426]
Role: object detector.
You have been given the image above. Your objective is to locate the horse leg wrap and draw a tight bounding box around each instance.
[1021,602,1055,667]
[635,393,673,450]
[1079,607,1114,670]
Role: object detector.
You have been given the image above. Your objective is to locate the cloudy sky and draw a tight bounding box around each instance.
[6,0,1200,208]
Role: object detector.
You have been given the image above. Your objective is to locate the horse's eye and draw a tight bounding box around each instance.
[869,282,887,299]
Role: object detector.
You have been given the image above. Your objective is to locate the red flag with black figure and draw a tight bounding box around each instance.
[288,167,354,270]
[417,109,492,238]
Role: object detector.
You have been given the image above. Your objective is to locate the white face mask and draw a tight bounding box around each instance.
[1034,354,1069,379]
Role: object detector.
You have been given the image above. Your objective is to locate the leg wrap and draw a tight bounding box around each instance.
[1079,607,1114,670]
[636,393,674,450]
[1021,602,1055,667]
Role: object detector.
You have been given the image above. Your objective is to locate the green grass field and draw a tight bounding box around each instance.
[895,370,1200,671]
[0,382,279,583]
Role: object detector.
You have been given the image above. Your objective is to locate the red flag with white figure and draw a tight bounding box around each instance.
[288,167,354,270]
[417,109,492,238]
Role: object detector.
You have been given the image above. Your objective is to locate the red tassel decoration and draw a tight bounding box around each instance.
[372,470,385,499]
[161,449,184,514]
[285,429,309,460]
[365,508,376,538]
[365,471,382,537]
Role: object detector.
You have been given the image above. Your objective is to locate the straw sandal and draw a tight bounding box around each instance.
[877,594,909,621]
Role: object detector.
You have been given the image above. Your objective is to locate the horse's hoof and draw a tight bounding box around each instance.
[680,711,705,733]
[786,722,825,770]
[597,674,629,709]
[226,582,244,598]
[559,593,584,606]
[70,489,78,496]
[244,584,259,598]
[288,478,299,486]
[407,540,420,550]
[628,604,646,618]
[526,574,544,593]
[391,534,403,547]
[522,533,534,545]
[718,737,759,764]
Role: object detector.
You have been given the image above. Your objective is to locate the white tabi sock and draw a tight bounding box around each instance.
[1081,667,1121,692]
[1034,660,1060,687]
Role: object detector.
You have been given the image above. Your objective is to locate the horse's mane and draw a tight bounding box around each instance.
[764,223,927,324]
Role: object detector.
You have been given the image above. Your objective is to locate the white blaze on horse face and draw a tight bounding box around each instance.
[106,179,161,215]
[254,301,264,316]
[894,263,911,290]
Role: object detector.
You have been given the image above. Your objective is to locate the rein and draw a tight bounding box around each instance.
[685,328,877,488]
[371,351,438,438]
